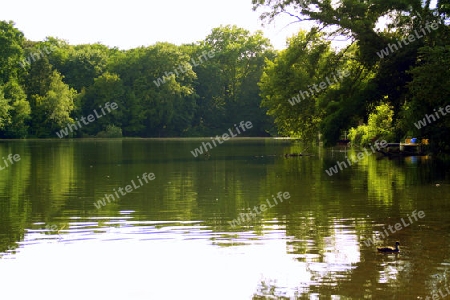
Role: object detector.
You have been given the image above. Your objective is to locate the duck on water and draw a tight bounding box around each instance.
[377,241,400,252]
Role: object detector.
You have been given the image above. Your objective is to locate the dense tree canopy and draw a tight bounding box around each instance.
[254,0,450,151]
[0,22,274,138]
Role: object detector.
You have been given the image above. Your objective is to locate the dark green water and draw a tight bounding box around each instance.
[0,139,449,299]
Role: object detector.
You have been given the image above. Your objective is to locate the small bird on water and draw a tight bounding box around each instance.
[377,241,400,252]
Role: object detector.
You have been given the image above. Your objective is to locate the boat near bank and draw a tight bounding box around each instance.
[377,138,428,157]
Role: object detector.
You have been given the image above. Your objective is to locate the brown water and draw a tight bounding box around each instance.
[0,139,449,299]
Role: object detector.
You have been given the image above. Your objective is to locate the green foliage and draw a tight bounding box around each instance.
[348,125,369,146]
[318,46,378,146]
[259,29,340,142]
[32,70,77,137]
[0,87,12,130]
[0,20,276,139]
[96,125,122,138]
[110,42,197,137]
[253,0,421,63]
[402,45,450,151]
[56,44,110,92]
[0,21,25,84]
[1,80,30,138]
[439,0,450,16]
[0,8,449,149]
[79,72,124,136]
[254,0,450,152]
[348,102,394,145]
[193,25,274,135]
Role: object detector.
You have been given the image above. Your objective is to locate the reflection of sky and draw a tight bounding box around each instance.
[378,260,401,284]
[321,225,360,268]
[0,217,362,300]
[303,222,360,293]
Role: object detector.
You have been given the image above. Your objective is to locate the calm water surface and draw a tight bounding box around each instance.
[0,139,449,300]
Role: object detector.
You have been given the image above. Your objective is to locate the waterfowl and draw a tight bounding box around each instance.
[377,241,400,252]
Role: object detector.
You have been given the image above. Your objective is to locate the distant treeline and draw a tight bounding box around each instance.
[0,23,275,138]
[1,0,450,152]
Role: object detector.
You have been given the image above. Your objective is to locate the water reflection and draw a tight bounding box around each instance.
[0,139,449,299]
[0,216,363,299]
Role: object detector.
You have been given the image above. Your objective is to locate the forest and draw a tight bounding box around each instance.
[0,0,449,152]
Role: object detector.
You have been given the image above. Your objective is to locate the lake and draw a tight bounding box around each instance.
[0,138,449,299]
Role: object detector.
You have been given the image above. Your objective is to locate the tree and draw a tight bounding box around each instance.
[111,43,197,137]
[252,0,438,65]
[195,25,274,135]
[401,46,450,152]
[319,45,378,146]
[348,102,395,145]
[0,21,30,138]
[0,79,30,138]
[0,21,25,84]
[79,72,124,136]
[32,70,77,137]
[259,29,337,141]
[254,0,450,149]
[24,55,53,102]
[56,44,110,92]
[0,87,12,130]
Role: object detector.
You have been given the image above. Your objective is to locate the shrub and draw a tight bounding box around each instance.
[348,102,394,146]
[97,125,122,138]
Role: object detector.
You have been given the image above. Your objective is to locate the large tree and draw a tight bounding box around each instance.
[252,0,438,60]
[254,0,450,148]
[79,72,125,136]
[50,43,111,92]
[111,43,197,137]
[259,29,344,142]
[0,79,30,138]
[194,25,274,135]
[0,21,25,84]
[31,70,77,137]
[401,45,450,152]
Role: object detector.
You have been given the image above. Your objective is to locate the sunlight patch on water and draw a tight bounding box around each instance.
[0,219,362,299]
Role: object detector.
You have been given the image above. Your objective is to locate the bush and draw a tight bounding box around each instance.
[97,125,122,138]
[348,102,394,146]
[348,125,368,145]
